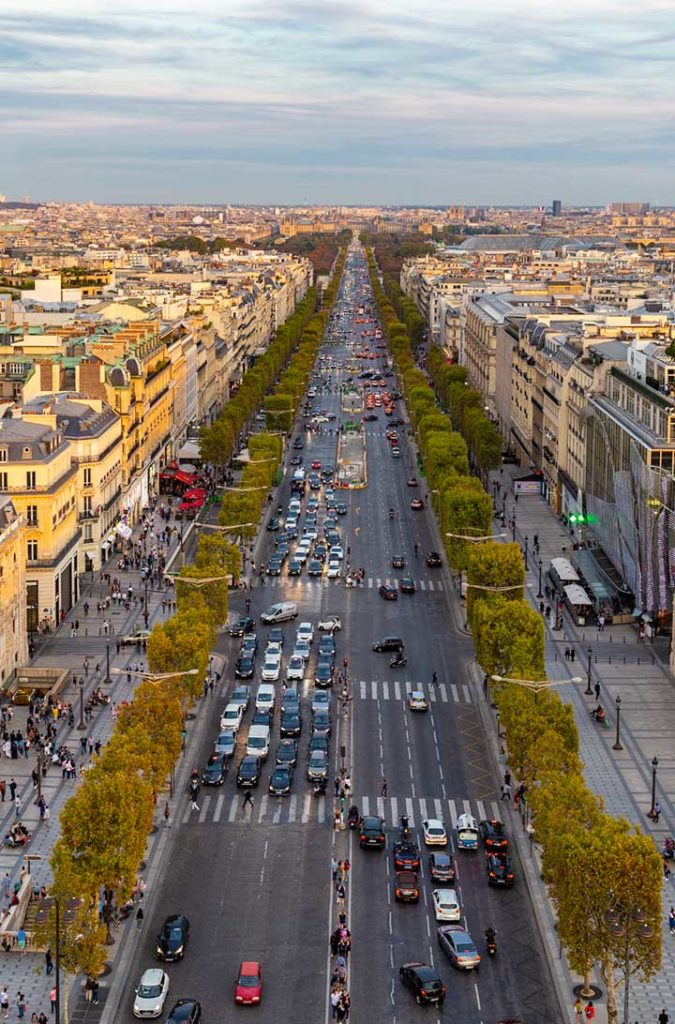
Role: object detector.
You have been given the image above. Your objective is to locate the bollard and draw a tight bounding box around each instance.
[652,654,655,665]
[623,656,626,664]
[608,656,611,664]
[637,657,640,665]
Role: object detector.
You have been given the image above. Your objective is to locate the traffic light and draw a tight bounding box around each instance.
[569,513,596,525]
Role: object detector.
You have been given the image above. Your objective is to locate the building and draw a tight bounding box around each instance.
[0,495,26,686]
[552,200,562,217]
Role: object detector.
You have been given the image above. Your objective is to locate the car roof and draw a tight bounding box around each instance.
[140,968,166,984]
[424,818,445,829]
[239,961,261,973]
[431,851,451,862]
[363,815,384,826]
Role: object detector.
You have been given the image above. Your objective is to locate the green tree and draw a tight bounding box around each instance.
[466,541,524,621]
[472,596,545,681]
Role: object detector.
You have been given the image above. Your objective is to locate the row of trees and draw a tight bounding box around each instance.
[45,253,347,1004]
[365,249,662,1024]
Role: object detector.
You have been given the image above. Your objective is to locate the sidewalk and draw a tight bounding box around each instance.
[491,468,675,1023]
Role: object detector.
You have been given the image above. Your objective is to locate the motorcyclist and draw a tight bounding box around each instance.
[485,927,497,948]
[414,543,419,556]
[592,704,606,723]
[400,814,410,839]
[389,508,395,519]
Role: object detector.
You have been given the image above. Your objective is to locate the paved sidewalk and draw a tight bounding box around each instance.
[491,468,675,1023]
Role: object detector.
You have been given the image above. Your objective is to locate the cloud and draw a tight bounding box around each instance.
[0,0,673,202]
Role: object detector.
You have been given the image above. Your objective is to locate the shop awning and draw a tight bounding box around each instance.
[564,584,593,607]
[175,470,196,486]
[177,440,201,463]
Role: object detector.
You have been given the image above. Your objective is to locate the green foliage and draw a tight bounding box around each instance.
[466,541,524,621]
[441,479,493,571]
[471,596,545,681]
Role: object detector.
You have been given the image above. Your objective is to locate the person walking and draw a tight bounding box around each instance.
[594,682,601,702]
[45,948,53,975]
[654,801,662,823]
[500,782,511,802]
[380,777,387,797]
[0,780,5,802]
[330,989,340,1020]
[136,906,144,931]
[1,989,11,1020]
[163,803,170,829]
[570,648,576,662]
[584,1001,595,1021]
[16,994,26,1020]
[242,791,254,811]
[668,905,675,935]
[8,779,16,802]
[573,997,583,1023]
[431,671,438,687]
[189,787,200,813]
[658,1010,669,1024]
[331,856,338,883]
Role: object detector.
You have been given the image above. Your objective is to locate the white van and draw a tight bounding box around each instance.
[455,812,479,850]
[246,724,271,761]
[255,683,276,713]
[219,702,243,733]
[260,602,298,625]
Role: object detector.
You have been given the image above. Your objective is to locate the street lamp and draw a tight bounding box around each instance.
[113,667,199,686]
[537,558,543,598]
[603,902,654,1024]
[612,694,623,751]
[35,895,83,1024]
[648,756,659,818]
[491,674,582,697]
[524,534,529,570]
[77,678,86,731]
[585,645,593,695]
[511,516,516,541]
[143,578,149,628]
[104,638,111,685]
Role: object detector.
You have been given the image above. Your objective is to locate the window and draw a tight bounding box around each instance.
[83,496,92,515]
[22,446,32,460]
[0,473,7,492]
[27,540,38,561]
[84,468,92,487]
[0,448,7,462]
[26,471,36,490]
[26,505,38,527]
[83,525,93,542]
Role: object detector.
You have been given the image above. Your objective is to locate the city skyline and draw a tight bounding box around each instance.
[2,0,675,204]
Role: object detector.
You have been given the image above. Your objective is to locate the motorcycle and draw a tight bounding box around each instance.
[485,930,497,957]
[390,655,407,668]
[313,778,328,797]
[389,509,395,520]
[348,805,359,829]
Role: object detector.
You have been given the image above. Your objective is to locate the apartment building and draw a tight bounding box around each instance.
[0,496,26,686]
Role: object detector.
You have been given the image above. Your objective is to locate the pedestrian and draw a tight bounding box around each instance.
[504,770,511,787]
[594,682,601,702]
[189,789,199,812]
[331,856,338,882]
[0,779,5,802]
[163,803,170,829]
[1,873,10,900]
[598,614,605,632]
[573,997,583,1023]
[45,949,53,975]
[136,906,144,930]
[14,795,20,817]
[584,1001,595,1021]
[539,601,545,615]
[336,882,346,909]
[669,906,675,934]
[500,782,511,801]
[8,779,16,801]
[2,988,11,1019]
[243,791,254,810]
[334,778,341,797]
[570,648,575,662]
[564,647,570,661]
[330,989,340,1019]
[16,994,26,1019]
[654,800,661,823]
[658,1010,669,1024]
[91,978,99,1005]
[380,777,387,797]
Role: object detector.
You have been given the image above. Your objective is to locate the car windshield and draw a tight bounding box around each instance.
[456,938,474,952]
[138,983,162,998]
[238,974,259,987]
[166,927,183,941]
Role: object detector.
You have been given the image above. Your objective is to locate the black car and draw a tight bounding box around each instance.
[318,636,336,657]
[426,551,442,567]
[429,851,456,884]
[379,584,398,601]
[268,627,285,647]
[165,1000,201,1024]
[202,753,226,786]
[288,560,303,577]
[362,413,378,421]
[252,707,273,727]
[373,637,404,653]
[399,577,416,594]
[266,517,280,531]
[314,543,327,561]
[267,559,283,576]
[236,755,262,788]
[235,655,255,679]
[312,709,331,736]
[156,915,190,961]
[280,711,302,737]
[486,853,514,886]
[314,662,333,688]
[394,870,419,902]
[399,963,445,1006]
[292,438,304,450]
[229,617,255,638]
[392,555,405,569]
[359,815,386,849]
[308,731,329,755]
[275,738,298,766]
[336,503,348,516]
[280,688,300,714]
[479,818,509,851]
[269,764,293,796]
[393,841,421,871]
[307,559,323,576]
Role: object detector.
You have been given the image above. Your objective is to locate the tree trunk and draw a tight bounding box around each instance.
[604,959,618,1024]
[63,969,71,1024]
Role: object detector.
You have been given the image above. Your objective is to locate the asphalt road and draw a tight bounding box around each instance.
[125,245,559,1024]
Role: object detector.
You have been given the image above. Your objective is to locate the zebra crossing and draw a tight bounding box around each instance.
[260,576,444,591]
[180,792,500,829]
[356,679,474,704]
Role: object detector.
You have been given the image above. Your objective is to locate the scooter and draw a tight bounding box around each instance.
[390,655,407,668]
[485,931,497,957]
[347,806,359,829]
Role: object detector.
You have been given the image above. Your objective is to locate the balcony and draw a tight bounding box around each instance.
[78,509,100,523]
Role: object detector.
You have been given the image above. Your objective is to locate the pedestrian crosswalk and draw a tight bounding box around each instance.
[259,576,444,591]
[355,680,474,704]
[180,792,501,829]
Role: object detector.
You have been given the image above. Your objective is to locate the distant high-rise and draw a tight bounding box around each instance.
[610,202,650,215]
[551,199,562,216]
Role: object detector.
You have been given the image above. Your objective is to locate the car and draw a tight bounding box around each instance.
[252,707,273,727]
[236,755,262,787]
[235,655,255,679]
[306,749,328,781]
[269,764,293,796]
[391,448,401,458]
[287,560,303,576]
[293,639,311,662]
[280,711,302,737]
[275,738,298,766]
[290,454,302,466]
[261,655,281,681]
[156,915,189,962]
[214,731,236,759]
[133,968,170,1018]
[379,584,398,601]
[399,963,446,1006]
[407,691,429,712]
[479,818,509,851]
[311,690,331,713]
[372,637,404,653]
[267,559,283,576]
[393,840,421,871]
[220,703,243,733]
[255,683,275,712]
[234,961,263,1005]
[437,924,481,969]
[486,853,515,886]
[329,545,344,561]
[359,815,386,848]
[202,753,227,786]
[267,627,285,647]
[121,629,152,647]
[428,851,456,883]
[314,662,333,688]
[229,617,255,638]
[286,655,305,682]
[312,707,331,735]
[292,438,304,450]
[308,731,329,755]
[240,634,258,655]
[318,615,341,632]
[311,460,322,470]
[410,498,424,510]
[318,633,336,655]
[307,558,323,577]
[266,517,280,531]
[280,688,300,713]
[296,622,314,645]
[336,503,348,516]
[362,413,378,421]
[392,555,405,569]
[422,819,448,846]
[406,477,418,487]
[230,685,250,712]
[164,1000,201,1024]
[426,551,442,567]
[432,888,461,921]
[321,465,335,479]
[394,869,420,902]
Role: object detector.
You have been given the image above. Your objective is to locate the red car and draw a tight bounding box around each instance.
[311,460,322,470]
[235,961,263,1005]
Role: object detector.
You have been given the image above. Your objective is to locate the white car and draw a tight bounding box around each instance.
[329,545,344,561]
[286,655,305,682]
[133,968,170,1018]
[265,641,283,657]
[432,888,461,922]
[219,702,243,733]
[293,547,309,563]
[302,527,318,541]
[408,691,429,712]
[261,654,281,681]
[327,560,341,579]
[311,690,331,713]
[296,622,314,645]
[255,683,276,712]
[293,639,311,663]
[422,818,448,847]
[318,615,342,632]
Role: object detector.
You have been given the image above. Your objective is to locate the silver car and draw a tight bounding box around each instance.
[306,750,328,781]
[133,968,170,1018]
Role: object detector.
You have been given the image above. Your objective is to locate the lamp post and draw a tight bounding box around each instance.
[537,558,543,598]
[648,756,659,818]
[35,896,82,1024]
[491,674,583,701]
[77,677,85,731]
[143,579,149,628]
[612,694,623,751]
[524,534,529,570]
[511,516,516,541]
[104,638,111,685]
[604,902,654,1024]
[585,645,593,695]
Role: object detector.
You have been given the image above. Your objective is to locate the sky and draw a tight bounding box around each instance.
[1,0,675,205]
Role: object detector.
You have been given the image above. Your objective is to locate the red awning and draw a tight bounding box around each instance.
[179,498,204,512]
[159,470,176,480]
[182,487,206,501]
[175,470,196,486]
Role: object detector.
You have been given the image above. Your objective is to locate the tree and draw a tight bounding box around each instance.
[147,609,212,700]
[472,596,545,681]
[441,479,493,571]
[175,562,229,628]
[466,542,524,621]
